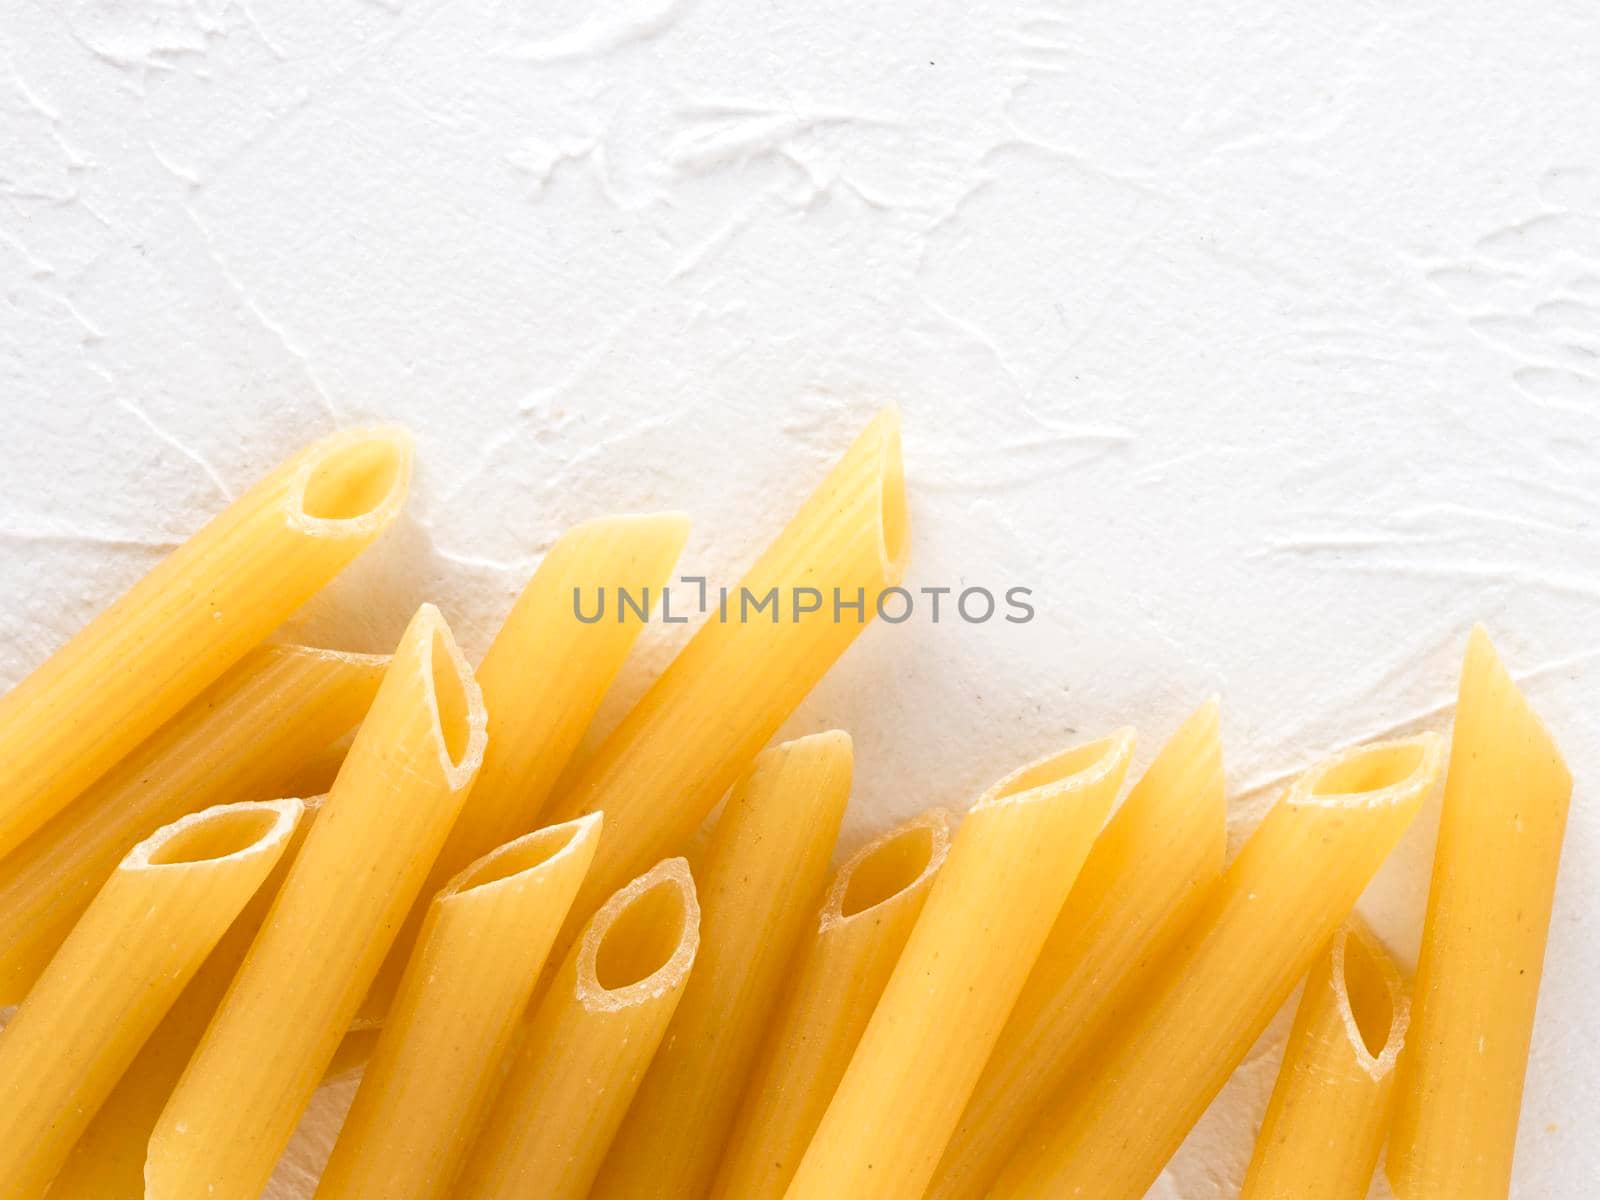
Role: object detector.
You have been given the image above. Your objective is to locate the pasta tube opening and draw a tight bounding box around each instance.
[294,426,413,531]
[1336,925,1409,1076]
[581,858,700,1007]
[132,798,300,870]
[445,813,603,897]
[832,808,952,924]
[977,728,1137,812]
[1302,738,1437,807]
[415,605,488,784]
[871,409,911,582]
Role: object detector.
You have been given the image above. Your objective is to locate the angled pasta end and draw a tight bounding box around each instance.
[597,509,692,551]
[780,728,855,765]
[563,510,693,573]
[1166,698,1224,791]
[1331,921,1410,1080]
[128,798,303,873]
[1183,698,1227,822]
[741,730,856,808]
[1458,623,1573,792]
[290,425,413,537]
[400,604,488,791]
[441,812,604,904]
[823,807,953,930]
[975,727,1136,813]
[1461,623,1516,712]
[1124,700,1227,872]
[1292,733,1443,812]
[577,857,701,1012]
[1465,620,1497,664]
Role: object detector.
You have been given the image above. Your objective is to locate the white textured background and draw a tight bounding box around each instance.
[2,1,1597,1196]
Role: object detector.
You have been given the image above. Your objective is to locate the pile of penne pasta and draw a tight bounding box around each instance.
[0,413,1571,1200]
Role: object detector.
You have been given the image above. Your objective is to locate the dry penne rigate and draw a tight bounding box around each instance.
[0,415,1573,1200]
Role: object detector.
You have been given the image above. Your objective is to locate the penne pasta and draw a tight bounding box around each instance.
[459,858,702,1200]
[1387,627,1574,1200]
[990,734,1443,1200]
[146,604,487,1200]
[0,644,386,1005]
[0,427,410,860]
[357,512,688,1025]
[591,731,854,1200]
[0,799,300,1200]
[275,728,360,799]
[927,698,1226,1200]
[783,729,1136,1200]
[713,806,954,1200]
[47,796,328,1200]
[542,411,907,965]
[316,815,603,1200]
[1242,921,1410,1200]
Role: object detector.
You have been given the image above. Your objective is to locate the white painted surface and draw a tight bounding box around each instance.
[1,1,1596,1195]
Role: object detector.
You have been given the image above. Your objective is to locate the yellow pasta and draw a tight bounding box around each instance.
[544,411,907,960]
[316,814,603,1200]
[927,698,1226,1200]
[358,512,688,1024]
[713,806,954,1200]
[1387,627,1573,1200]
[322,1030,382,1082]
[0,644,385,1005]
[459,857,702,1200]
[146,603,487,1200]
[591,731,854,1200]
[48,796,327,1200]
[1242,921,1410,1200]
[0,799,300,1200]
[0,426,410,860]
[990,733,1443,1200]
[783,729,1136,1200]
[276,728,360,799]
